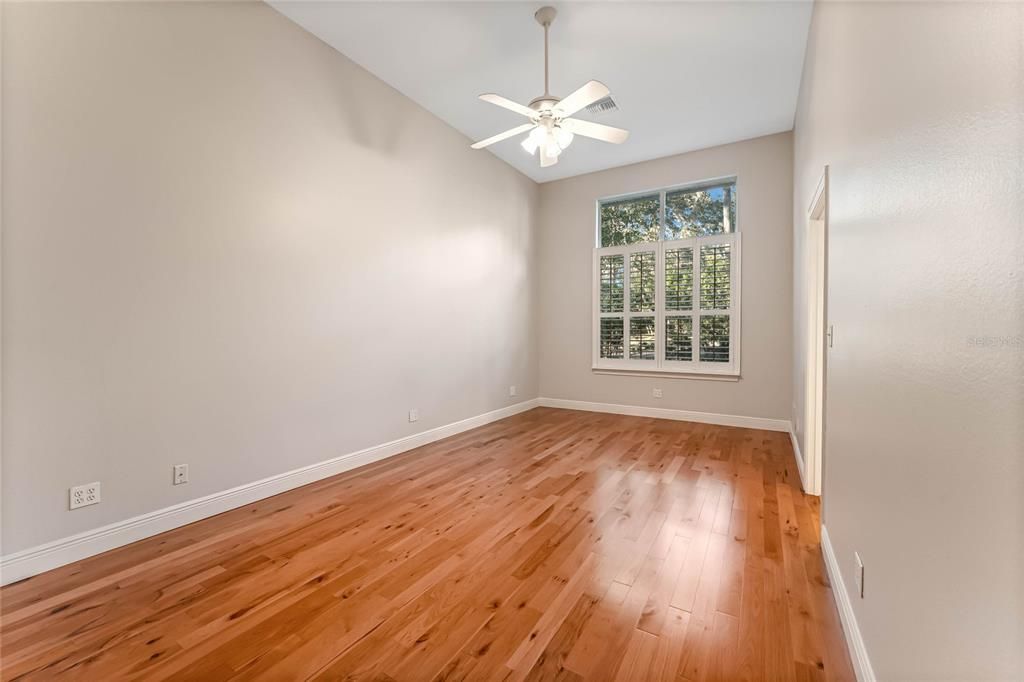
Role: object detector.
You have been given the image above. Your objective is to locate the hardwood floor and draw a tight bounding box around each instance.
[0,407,854,681]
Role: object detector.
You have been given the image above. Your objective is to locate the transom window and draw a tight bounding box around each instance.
[593,179,740,376]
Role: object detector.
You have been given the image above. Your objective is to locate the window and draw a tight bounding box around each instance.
[599,193,660,246]
[593,179,740,376]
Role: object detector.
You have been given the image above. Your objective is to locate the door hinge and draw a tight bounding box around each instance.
[827,324,835,348]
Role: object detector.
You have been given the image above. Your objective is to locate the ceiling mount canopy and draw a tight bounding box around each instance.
[470,5,629,168]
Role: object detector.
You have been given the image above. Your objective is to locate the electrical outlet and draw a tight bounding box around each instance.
[173,464,189,485]
[408,408,419,423]
[69,482,101,510]
[509,385,517,397]
[652,388,663,398]
[854,552,865,598]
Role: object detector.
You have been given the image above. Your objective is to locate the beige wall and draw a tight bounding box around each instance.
[793,2,1023,679]
[1,1,539,554]
[537,133,793,421]
[6,5,1021,676]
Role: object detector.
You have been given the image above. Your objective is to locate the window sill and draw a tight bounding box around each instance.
[591,367,740,382]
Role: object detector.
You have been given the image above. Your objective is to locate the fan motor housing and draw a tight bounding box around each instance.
[528,96,561,113]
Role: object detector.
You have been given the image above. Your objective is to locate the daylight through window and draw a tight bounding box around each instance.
[594,179,740,375]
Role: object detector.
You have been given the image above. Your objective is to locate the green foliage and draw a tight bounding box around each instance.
[599,195,660,246]
[600,318,624,359]
[599,183,736,247]
[699,244,731,309]
[629,252,656,312]
[665,316,693,361]
[599,255,625,313]
[665,247,694,310]
[666,184,736,239]
[699,315,730,362]
[629,317,655,359]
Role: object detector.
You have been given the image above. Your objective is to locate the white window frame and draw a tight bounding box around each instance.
[592,180,741,379]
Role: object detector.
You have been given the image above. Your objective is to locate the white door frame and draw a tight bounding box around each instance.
[803,166,829,496]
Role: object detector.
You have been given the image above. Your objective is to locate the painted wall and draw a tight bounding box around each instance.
[537,133,793,422]
[1,1,539,554]
[792,2,1023,679]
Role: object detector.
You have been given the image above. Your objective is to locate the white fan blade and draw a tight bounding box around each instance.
[560,118,629,144]
[478,93,537,119]
[539,145,559,168]
[471,123,536,150]
[553,80,610,117]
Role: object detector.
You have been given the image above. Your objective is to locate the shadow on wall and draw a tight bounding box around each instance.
[318,46,412,156]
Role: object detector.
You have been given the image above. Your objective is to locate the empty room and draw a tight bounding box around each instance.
[1,1,1021,680]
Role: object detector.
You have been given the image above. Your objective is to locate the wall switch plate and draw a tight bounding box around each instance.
[652,388,663,398]
[854,552,865,598]
[509,385,517,397]
[173,464,189,485]
[70,482,101,510]
[408,408,419,423]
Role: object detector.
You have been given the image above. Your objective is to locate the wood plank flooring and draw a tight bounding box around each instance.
[0,407,855,681]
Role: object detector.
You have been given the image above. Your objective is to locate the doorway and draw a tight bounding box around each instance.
[803,166,829,496]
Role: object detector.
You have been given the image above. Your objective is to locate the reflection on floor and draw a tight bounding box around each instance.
[0,407,854,681]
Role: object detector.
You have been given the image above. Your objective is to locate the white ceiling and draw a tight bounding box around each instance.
[270,1,813,183]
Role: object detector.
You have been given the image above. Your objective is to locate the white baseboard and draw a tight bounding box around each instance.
[789,426,809,492]
[0,398,541,586]
[820,524,877,682]
[537,397,790,432]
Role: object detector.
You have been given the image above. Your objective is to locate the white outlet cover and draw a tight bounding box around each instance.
[653,388,663,398]
[509,385,517,397]
[173,464,189,485]
[408,408,419,423]
[69,482,101,510]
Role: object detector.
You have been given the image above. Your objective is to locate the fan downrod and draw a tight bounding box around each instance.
[532,6,559,108]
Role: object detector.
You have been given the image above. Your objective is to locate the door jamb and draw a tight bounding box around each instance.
[803,166,829,496]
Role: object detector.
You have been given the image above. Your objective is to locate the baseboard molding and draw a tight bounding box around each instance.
[820,524,877,682]
[789,426,809,492]
[0,398,541,586]
[537,397,790,432]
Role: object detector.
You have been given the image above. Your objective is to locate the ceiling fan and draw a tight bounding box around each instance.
[470,6,629,168]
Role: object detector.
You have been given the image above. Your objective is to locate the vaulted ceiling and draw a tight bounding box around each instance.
[271,1,814,182]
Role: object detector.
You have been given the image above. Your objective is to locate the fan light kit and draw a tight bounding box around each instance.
[470,6,629,168]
